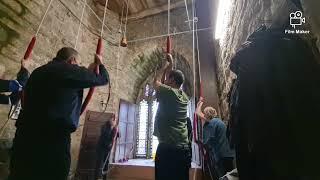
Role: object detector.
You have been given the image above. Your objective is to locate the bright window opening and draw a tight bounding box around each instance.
[215,0,232,40]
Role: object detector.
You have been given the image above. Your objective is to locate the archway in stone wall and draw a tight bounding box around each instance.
[129,48,193,101]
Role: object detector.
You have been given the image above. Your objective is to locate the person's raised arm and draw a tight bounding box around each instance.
[58,54,109,89]
[17,65,30,88]
[153,54,173,90]
[196,97,206,121]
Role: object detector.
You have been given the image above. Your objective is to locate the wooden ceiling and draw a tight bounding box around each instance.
[94,0,189,20]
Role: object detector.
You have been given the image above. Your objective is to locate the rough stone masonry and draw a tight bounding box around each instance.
[0,0,195,178]
[215,0,320,119]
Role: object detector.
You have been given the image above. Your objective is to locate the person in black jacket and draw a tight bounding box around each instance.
[8,47,109,180]
[95,115,118,180]
[229,24,320,180]
[0,62,30,105]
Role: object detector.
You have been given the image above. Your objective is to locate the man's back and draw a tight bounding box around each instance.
[9,48,110,180]
[19,60,109,132]
[155,84,189,146]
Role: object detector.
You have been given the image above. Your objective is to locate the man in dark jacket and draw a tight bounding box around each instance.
[8,47,109,180]
[0,62,30,105]
[95,115,118,180]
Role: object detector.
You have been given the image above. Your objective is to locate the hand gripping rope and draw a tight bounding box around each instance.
[19,0,54,108]
[0,0,54,136]
[80,38,102,115]
[80,0,111,115]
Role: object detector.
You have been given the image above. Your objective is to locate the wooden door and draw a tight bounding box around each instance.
[75,111,114,179]
[114,100,136,162]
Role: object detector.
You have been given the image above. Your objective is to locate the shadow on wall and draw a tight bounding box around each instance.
[131,48,194,102]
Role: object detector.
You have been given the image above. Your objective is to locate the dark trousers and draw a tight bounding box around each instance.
[94,147,111,180]
[8,128,71,180]
[217,157,234,177]
[155,143,191,180]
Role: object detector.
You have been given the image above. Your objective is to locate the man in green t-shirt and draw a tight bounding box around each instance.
[153,53,191,180]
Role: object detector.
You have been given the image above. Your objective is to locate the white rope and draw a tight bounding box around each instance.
[191,0,196,154]
[80,0,111,33]
[167,0,171,35]
[74,0,86,49]
[195,16,201,85]
[184,0,191,30]
[127,27,212,43]
[101,0,109,37]
[35,0,54,36]
[114,1,125,103]
[101,150,112,175]
[124,0,129,35]
[173,28,177,69]
[191,0,203,168]
[192,0,196,106]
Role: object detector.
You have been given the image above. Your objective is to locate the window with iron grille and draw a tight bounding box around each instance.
[136,100,148,157]
[135,84,159,158]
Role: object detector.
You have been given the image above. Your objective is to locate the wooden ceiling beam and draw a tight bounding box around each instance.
[127,1,187,21]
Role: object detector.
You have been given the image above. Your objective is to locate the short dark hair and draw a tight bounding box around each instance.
[56,47,79,61]
[168,70,185,86]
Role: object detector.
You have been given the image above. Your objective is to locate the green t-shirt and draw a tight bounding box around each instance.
[153,84,189,146]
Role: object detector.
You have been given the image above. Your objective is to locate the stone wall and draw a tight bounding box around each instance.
[0,0,123,177]
[301,0,320,51]
[215,0,320,119]
[0,1,195,178]
[122,6,194,103]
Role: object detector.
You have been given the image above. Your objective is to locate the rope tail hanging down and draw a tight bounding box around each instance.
[191,0,199,157]
[191,3,209,180]
[80,0,111,115]
[100,0,125,174]
[195,13,204,155]
[193,2,214,179]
